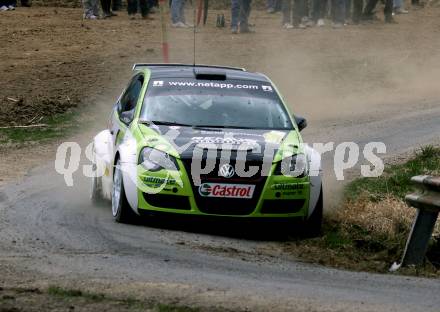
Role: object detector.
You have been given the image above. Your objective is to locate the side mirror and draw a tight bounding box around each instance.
[120,110,134,125]
[295,116,307,132]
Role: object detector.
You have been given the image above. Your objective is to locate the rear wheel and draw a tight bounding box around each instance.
[112,159,136,223]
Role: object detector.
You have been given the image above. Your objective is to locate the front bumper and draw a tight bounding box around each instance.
[136,162,310,218]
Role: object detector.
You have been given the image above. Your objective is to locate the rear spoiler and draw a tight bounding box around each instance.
[132,63,246,72]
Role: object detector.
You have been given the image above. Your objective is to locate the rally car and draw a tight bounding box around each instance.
[91,63,323,235]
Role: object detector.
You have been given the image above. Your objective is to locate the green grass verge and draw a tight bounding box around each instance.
[47,286,204,312]
[0,111,78,145]
[345,145,440,201]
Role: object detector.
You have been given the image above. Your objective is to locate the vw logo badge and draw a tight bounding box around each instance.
[219,164,235,178]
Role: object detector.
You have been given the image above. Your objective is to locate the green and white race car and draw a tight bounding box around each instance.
[91,64,323,235]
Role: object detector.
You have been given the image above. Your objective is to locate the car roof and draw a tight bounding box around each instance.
[133,64,271,83]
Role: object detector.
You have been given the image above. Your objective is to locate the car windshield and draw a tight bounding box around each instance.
[140,78,294,130]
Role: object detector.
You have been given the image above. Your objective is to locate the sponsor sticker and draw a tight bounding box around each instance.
[191,136,259,148]
[143,176,176,186]
[198,183,255,199]
[262,85,273,92]
[270,183,305,191]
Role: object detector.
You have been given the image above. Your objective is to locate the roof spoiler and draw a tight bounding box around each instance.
[132,63,246,72]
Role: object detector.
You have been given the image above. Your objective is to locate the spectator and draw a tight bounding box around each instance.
[344,0,351,23]
[411,0,420,6]
[0,0,16,10]
[394,0,408,14]
[171,0,192,27]
[148,0,158,13]
[82,0,99,19]
[331,0,346,27]
[363,0,395,22]
[128,0,153,19]
[231,0,253,33]
[352,0,364,24]
[311,0,326,26]
[112,0,121,11]
[101,0,117,18]
[267,0,282,13]
[281,0,307,29]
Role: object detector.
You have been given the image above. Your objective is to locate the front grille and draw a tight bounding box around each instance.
[181,152,268,216]
[143,193,191,210]
[261,199,305,214]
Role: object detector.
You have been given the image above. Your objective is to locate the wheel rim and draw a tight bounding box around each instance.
[112,162,122,217]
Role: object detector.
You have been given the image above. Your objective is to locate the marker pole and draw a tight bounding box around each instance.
[196,0,203,26]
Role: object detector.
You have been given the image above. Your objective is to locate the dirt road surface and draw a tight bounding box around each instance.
[1,7,440,311]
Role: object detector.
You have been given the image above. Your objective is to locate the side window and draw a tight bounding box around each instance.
[119,75,144,124]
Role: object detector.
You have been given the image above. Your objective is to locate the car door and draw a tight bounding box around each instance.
[109,74,144,148]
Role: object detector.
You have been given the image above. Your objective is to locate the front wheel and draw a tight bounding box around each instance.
[112,159,136,223]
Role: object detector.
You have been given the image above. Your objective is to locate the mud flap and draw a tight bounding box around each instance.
[93,130,114,200]
[118,132,139,214]
[305,145,322,218]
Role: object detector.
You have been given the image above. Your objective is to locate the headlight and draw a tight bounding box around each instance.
[138,147,179,172]
[274,154,308,178]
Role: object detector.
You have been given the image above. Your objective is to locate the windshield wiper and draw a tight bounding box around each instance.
[193,125,255,130]
[139,120,193,127]
[139,120,257,130]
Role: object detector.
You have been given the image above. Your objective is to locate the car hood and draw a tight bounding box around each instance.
[138,124,300,162]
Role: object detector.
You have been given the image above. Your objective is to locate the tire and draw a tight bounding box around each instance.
[304,187,323,238]
[112,159,136,223]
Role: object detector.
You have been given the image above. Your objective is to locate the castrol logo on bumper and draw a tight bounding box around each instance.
[199,183,255,199]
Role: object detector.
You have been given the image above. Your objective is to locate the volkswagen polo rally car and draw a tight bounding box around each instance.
[91,63,323,235]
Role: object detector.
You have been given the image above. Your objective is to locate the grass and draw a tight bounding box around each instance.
[288,146,440,275]
[156,304,200,312]
[47,286,205,312]
[47,285,106,302]
[345,145,440,201]
[0,111,78,145]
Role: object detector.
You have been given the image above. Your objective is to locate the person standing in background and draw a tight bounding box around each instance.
[0,0,16,10]
[352,0,363,24]
[311,0,326,26]
[148,0,158,13]
[393,0,408,14]
[363,0,395,23]
[331,0,346,27]
[82,0,99,19]
[128,0,153,19]
[266,0,281,13]
[344,0,351,23]
[112,0,121,12]
[281,0,307,29]
[101,0,116,18]
[171,0,192,27]
[231,0,253,33]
